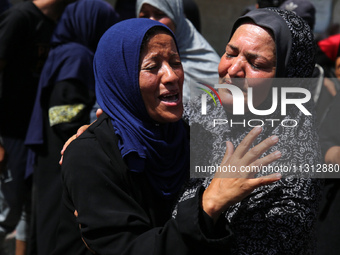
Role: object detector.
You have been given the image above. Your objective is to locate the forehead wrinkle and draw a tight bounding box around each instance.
[144,51,178,58]
[227,43,238,51]
[227,43,269,62]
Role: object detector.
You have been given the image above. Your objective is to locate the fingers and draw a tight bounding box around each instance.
[61,134,76,155]
[59,156,64,166]
[0,145,6,176]
[234,126,262,158]
[243,135,280,166]
[60,123,92,165]
[76,124,90,137]
[59,134,77,165]
[96,108,103,119]
[221,141,234,165]
[248,172,281,189]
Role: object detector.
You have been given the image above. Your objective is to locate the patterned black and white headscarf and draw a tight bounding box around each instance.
[179,8,324,254]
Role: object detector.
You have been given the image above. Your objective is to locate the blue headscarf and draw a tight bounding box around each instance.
[25,0,119,175]
[95,18,189,198]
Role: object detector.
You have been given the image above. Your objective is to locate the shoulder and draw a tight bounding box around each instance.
[61,112,130,195]
[65,112,117,159]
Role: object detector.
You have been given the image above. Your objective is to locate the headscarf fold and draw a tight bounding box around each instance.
[136,0,220,102]
[94,18,189,198]
[231,8,316,78]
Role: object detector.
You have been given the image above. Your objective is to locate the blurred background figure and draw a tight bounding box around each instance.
[314,34,340,124]
[114,0,135,20]
[0,0,74,254]
[241,0,285,15]
[0,0,10,14]
[279,0,315,30]
[24,0,119,254]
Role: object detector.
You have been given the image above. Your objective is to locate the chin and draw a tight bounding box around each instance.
[152,109,183,123]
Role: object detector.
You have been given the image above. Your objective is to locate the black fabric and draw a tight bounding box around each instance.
[31,79,95,254]
[182,0,201,32]
[0,2,55,139]
[53,113,232,255]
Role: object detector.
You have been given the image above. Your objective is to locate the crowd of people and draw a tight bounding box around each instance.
[0,0,339,254]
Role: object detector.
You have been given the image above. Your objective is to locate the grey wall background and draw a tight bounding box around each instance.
[194,0,340,56]
[98,0,340,56]
[8,0,340,57]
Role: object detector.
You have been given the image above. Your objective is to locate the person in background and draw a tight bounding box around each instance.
[314,34,340,125]
[136,0,220,103]
[257,0,285,7]
[315,37,340,255]
[279,0,315,30]
[0,0,73,253]
[182,0,201,32]
[23,0,119,254]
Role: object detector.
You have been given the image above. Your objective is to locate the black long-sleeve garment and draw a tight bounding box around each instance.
[53,113,232,255]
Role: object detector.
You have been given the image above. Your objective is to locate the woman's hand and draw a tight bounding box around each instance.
[0,143,6,175]
[59,109,103,165]
[202,126,282,223]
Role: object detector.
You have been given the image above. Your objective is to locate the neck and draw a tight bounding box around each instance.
[33,0,67,22]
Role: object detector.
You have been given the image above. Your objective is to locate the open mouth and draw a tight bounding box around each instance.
[159,93,179,103]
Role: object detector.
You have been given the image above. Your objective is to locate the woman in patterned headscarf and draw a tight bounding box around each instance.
[183,8,324,254]
[136,0,220,103]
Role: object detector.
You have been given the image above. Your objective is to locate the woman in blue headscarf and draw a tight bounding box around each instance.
[136,0,220,103]
[24,0,119,254]
[53,17,281,255]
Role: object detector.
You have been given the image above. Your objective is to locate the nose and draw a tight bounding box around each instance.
[227,57,245,78]
[160,62,179,85]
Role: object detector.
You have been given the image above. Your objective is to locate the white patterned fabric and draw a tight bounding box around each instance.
[176,8,324,255]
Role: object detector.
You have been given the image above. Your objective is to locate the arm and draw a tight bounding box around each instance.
[59,109,102,165]
[62,131,232,255]
[48,79,95,142]
[202,126,281,223]
[62,123,280,254]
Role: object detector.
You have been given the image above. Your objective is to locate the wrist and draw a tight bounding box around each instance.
[201,188,226,224]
